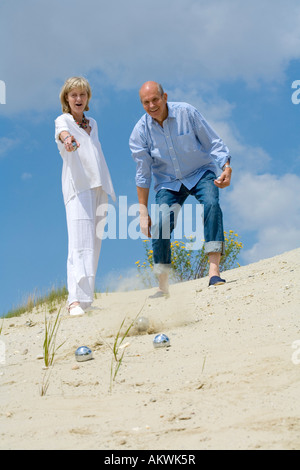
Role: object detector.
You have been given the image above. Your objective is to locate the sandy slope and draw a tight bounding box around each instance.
[0,248,300,450]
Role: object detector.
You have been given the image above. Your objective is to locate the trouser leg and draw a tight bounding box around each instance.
[151,186,188,275]
[190,171,225,256]
[65,187,108,309]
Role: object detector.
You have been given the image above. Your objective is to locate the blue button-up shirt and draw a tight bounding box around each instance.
[129,102,230,192]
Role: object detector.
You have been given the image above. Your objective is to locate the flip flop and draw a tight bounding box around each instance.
[209,276,226,287]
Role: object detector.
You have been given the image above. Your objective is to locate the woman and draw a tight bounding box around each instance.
[55,77,115,316]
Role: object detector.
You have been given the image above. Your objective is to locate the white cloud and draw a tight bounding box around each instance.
[1,0,300,113]
[1,0,299,265]
[226,173,300,229]
[0,137,18,157]
[225,172,300,262]
[212,121,272,174]
[21,172,33,181]
[242,226,300,263]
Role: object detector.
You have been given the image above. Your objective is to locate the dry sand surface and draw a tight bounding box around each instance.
[1,248,300,450]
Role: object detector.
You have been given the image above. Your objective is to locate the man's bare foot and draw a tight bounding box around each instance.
[158,272,169,295]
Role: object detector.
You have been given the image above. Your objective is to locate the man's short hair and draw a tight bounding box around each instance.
[157,83,164,96]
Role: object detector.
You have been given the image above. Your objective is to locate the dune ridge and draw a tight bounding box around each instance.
[0,248,299,450]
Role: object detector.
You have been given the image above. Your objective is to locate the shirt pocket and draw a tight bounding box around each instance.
[176,133,199,152]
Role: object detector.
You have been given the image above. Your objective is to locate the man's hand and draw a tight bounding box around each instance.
[137,187,151,237]
[140,214,152,238]
[214,168,232,189]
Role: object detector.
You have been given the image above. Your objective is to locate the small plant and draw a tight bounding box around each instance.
[43,309,65,368]
[4,285,68,319]
[39,309,65,397]
[39,368,53,397]
[107,302,146,392]
[109,316,135,392]
[136,230,243,285]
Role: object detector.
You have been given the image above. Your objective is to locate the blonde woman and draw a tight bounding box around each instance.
[55,77,115,316]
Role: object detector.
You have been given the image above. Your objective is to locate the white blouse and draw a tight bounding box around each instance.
[55,113,116,205]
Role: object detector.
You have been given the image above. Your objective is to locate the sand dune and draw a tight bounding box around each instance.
[0,248,300,450]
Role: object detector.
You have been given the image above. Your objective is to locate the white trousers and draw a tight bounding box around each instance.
[65,187,108,309]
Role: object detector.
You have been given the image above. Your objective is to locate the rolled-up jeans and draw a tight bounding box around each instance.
[152,170,225,275]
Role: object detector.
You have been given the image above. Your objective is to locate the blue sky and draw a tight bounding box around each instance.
[1,0,300,315]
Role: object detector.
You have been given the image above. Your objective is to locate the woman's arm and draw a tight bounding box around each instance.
[59,130,80,152]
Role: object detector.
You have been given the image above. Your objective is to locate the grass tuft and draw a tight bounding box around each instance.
[3,285,68,318]
[43,308,65,369]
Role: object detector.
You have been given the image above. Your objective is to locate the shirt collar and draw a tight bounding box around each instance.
[166,103,176,119]
[147,102,176,126]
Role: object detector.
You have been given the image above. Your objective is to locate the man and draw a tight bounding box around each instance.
[129,81,232,296]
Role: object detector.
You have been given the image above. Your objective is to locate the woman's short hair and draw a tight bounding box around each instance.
[59,77,92,113]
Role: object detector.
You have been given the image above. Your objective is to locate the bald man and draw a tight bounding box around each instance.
[130,81,232,296]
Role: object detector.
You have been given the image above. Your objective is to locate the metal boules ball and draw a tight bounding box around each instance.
[75,346,93,362]
[136,316,150,332]
[153,334,170,349]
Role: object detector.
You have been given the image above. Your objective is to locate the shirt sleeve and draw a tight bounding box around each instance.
[54,115,70,146]
[129,123,153,188]
[189,106,231,169]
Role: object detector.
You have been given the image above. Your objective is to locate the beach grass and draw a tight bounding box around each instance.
[39,308,65,397]
[43,308,65,368]
[3,285,68,319]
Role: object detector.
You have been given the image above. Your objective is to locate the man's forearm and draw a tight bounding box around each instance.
[137,186,151,237]
[137,186,150,215]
